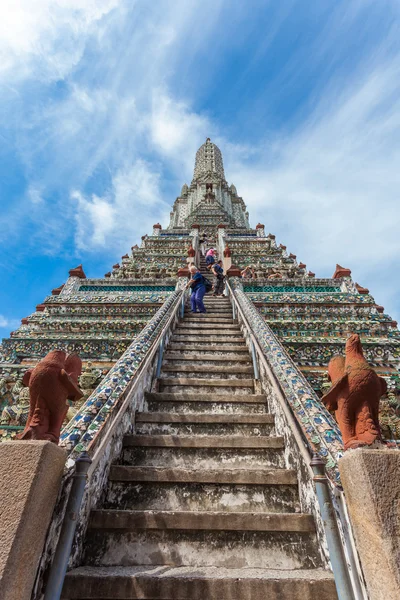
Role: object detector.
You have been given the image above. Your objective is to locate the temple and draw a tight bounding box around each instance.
[1,137,399,442]
[2,139,400,599]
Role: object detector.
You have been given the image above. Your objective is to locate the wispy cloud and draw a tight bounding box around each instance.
[1,0,400,330]
[0,0,121,82]
[72,159,170,252]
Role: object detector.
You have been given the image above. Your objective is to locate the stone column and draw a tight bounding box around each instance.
[339,448,400,600]
[0,441,66,600]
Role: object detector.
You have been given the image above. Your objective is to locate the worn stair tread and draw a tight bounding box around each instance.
[161,364,253,373]
[178,323,238,329]
[183,318,235,323]
[175,330,241,336]
[89,509,315,532]
[160,377,254,387]
[145,392,267,403]
[136,412,274,423]
[123,434,284,448]
[172,336,245,343]
[164,353,251,361]
[169,344,247,351]
[109,466,296,485]
[62,565,337,600]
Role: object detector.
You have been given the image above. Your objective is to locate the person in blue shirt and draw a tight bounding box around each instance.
[186,265,207,313]
[212,260,225,296]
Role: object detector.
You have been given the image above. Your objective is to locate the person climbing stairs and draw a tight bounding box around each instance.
[61,295,337,599]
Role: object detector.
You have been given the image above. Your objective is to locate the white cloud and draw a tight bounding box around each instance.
[223,58,400,319]
[0,0,121,82]
[150,92,214,176]
[73,159,170,252]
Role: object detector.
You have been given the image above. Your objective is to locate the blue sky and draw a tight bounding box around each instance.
[1,0,400,337]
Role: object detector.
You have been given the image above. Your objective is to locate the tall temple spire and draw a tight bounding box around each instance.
[168,138,249,229]
[192,138,226,184]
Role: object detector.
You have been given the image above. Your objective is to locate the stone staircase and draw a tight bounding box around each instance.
[62,296,337,599]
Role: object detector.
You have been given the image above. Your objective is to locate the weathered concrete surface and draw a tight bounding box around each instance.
[0,440,66,600]
[339,448,400,600]
[62,565,338,599]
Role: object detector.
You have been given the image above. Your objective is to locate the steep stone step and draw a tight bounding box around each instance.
[173,325,243,342]
[123,434,283,448]
[136,421,274,436]
[176,324,240,331]
[159,381,254,395]
[183,317,235,324]
[159,377,254,391]
[169,343,247,351]
[182,310,232,315]
[109,465,290,483]
[122,445,286,470]
[135,413,273,424]
[171,336,245,344]
[82,526,322,570]
[145,392,267,403]
[161,364,253,374]
[135,410,274,435]
[164,352,251,362]
[160,372,253,383]
[144,392,268,414]
[104,480,298,513]
[89,509,314,532]
[62,565,338,600]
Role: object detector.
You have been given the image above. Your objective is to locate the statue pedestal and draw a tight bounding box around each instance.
[0,441,66,600]
[339,448,400,600]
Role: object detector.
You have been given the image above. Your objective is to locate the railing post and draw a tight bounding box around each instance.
[156,334,165,378]
[310,454,355,600]
[181,292,185,318]
[44,452,92,600]
[250,340,260,380]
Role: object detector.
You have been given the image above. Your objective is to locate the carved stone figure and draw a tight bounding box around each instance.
[379,391,400,440]
[1,386,30,426]
[18,351,83,444]
[322,334,387,450]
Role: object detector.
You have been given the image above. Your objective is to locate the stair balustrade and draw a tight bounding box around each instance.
[33,288,187,600]
[226,279,367,600]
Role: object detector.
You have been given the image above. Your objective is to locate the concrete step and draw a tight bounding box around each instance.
[176,324,240,331]
[159,376,253,386]
[184,309,232,315]
[109,465,291,484]
[135,413,274,424]
[136,421,274,436]
[82,513,321,570]
[144,392,268,414]
[62,565,338,600]
[182,317,235,324]
[164,352,251,362]
[168,344,248,353]
[169,343,247,352]
[121,445,286,469]
[161,364,253,374]
[123,435,283,449]
[173,331,242,339]
[159,378,254,395]
[171,338,245,347]
[145,392,267,403]
[106,467,299,513]
[89,509,314,532]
